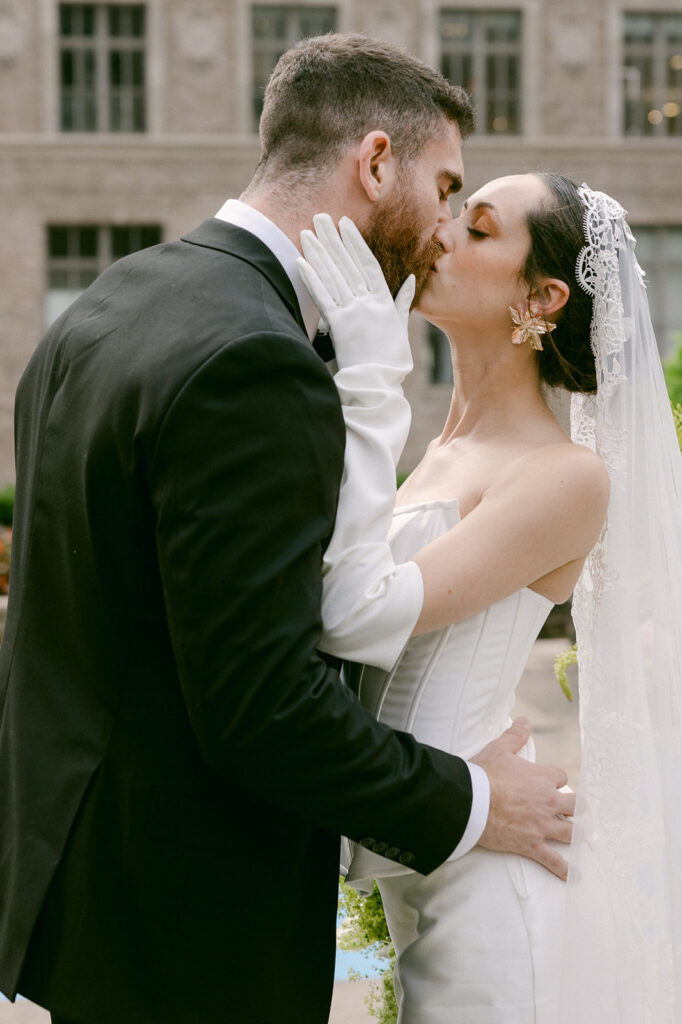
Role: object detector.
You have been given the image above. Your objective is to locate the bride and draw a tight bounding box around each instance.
[298,173,682,1021]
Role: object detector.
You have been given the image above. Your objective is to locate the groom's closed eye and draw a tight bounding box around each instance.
[440,174,463,202]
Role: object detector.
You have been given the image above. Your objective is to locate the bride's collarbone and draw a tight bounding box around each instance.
[397,438,543,517]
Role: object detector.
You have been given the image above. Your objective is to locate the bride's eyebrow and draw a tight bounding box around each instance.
[461,200,497,215]
[460,199,500,226]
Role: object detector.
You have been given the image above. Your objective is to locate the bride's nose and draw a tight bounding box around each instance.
[433,220,456,253]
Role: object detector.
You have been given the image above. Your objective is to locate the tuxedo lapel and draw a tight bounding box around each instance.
[181,219,307,336]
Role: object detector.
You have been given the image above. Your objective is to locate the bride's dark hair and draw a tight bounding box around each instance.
[523,172,597,393]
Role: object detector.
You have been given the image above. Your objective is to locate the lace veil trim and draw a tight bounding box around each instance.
[559,186,682,1022]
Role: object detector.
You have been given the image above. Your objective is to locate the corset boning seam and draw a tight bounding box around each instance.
[404,625,455,735]
[445,606,490,755]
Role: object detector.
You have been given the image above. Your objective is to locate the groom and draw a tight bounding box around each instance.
[0,33,573,1024]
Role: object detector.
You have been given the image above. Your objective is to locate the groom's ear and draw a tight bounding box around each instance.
[357,131,397,203]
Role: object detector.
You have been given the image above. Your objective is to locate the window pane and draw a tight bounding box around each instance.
[440,13,473,41]
[251,6,337,127]
[663,16,682,45]
[111,225,161,259]
[139,226,161,249]
[625,14,654,43]
[108,6,120,36]
[78,227,98,257]
[110,50,121,86]
[133,94,146,131]
[61,49,74,87]
[47,223,162,327]
[60,4,96,37]
[83,48,96,87]
[60,3,147,134]
[485,12,520,43]
[253,7,288,39]
[623,13,682,137]
[131,6,145,36]
[440,9,521,135]
[300,9,336,36]
[132,50,144,86]
[49,227,69,258]
[108,5,145,37]
[60,5,73,36]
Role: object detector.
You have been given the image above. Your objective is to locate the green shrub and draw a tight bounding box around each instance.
[338,877,397,1023]
[664,334,682,406]
[0,485,14,526]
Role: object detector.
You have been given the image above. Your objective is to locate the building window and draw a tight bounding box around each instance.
[623,13,682,137]
[633,227,682,358]
[46,224,161,325]
[427,324,453,384]
[251,5,337,129]
[439,9,522,135]
[59,3,147,132]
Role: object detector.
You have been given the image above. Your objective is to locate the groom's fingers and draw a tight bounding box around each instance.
[473,727,576,880]
[533,844,569,882]
[556,789,576,818]
[546,816,573,845]
[471,717,531,763]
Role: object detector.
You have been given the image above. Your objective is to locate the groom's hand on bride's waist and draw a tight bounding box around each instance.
[470,718,575,881]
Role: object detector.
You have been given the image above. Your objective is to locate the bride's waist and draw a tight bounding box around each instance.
[376,704,522,761]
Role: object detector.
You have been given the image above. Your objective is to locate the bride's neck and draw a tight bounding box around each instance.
[438,330,546,443]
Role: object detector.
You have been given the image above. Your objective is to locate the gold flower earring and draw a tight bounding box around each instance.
[509,301,556,351]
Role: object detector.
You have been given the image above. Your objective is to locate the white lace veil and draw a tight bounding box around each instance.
[558,186,682,1022]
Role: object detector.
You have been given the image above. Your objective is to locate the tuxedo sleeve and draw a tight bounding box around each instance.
[150,330,472,874]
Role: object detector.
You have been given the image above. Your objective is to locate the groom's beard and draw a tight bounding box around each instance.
[364,188,444,305]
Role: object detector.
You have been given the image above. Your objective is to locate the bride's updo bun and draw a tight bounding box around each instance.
[523,172,596,394]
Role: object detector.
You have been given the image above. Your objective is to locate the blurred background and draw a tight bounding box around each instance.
[0,4,679,1017]
[0,0,681,484]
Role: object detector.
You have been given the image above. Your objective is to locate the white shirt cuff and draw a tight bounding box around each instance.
[447,761,490,860]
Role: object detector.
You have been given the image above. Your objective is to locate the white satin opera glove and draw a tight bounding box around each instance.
[298,215,423,671]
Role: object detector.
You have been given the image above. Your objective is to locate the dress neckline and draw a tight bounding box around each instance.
[391,496,554,611]
[393,497,460,517]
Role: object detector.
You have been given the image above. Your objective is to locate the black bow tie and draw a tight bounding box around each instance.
[312,330,336,364]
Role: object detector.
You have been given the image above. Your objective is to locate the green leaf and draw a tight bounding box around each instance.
[554,642,577,701]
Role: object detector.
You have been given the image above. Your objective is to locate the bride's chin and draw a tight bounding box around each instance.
[415,289,447,320]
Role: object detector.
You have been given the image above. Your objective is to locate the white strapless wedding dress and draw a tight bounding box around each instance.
[345,498,567,1024]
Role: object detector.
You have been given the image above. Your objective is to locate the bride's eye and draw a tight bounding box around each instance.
[467,227,488,239]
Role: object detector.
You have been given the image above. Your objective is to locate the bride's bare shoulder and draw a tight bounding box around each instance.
[496,439,610,509]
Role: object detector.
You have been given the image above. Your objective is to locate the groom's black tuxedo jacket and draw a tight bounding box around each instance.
[0,219,472,1023]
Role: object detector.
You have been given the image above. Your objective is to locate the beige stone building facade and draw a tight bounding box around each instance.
[1,0,681,481]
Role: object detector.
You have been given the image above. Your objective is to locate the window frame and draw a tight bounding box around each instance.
[438,7,524,136]
[41,0,163,134]
[621,10,682,138]
[249,3,339,131]
[45,223,162,325]
[232,0,346,135]
[420,0,540,139]
[57,2,148,133]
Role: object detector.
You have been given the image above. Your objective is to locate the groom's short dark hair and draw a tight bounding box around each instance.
[256,33,475,180]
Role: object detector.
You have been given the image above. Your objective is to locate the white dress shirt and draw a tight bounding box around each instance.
[213,197,489,860]
[215,199,321,341]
